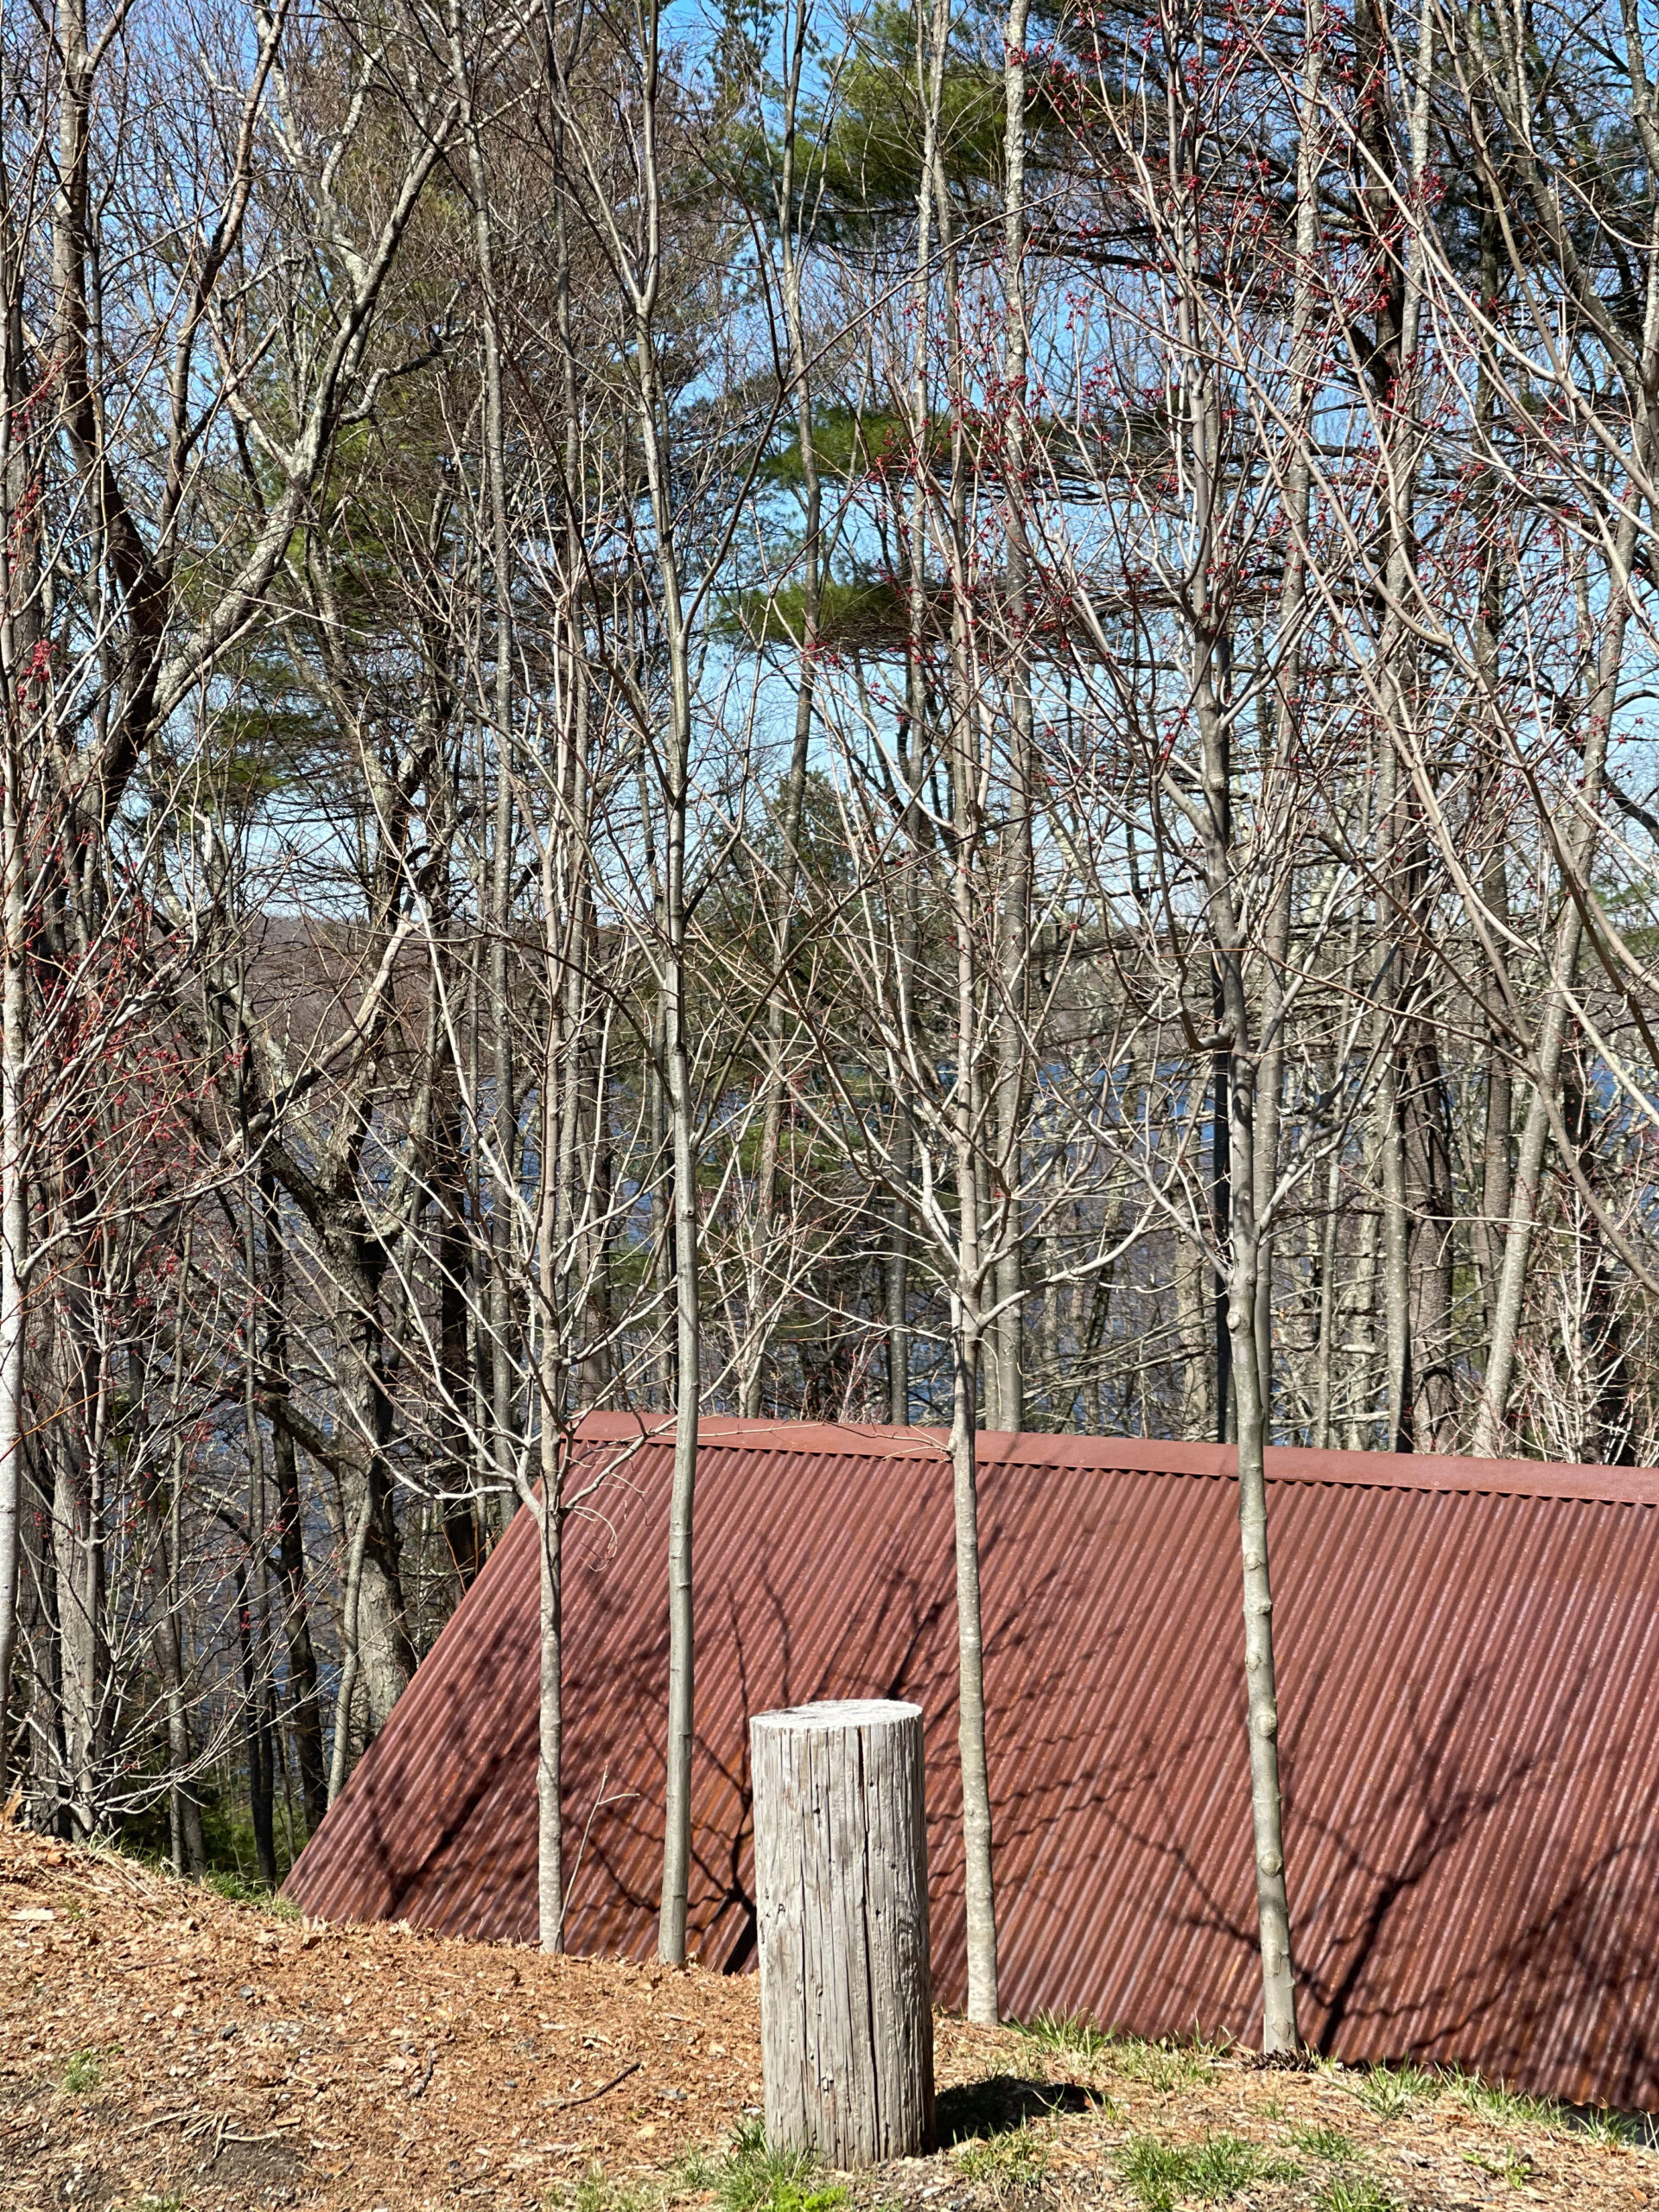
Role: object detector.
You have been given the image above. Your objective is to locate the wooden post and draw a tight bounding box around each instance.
[750,1699,934,2167]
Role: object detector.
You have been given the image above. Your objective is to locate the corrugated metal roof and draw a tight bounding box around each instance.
[283,1415,1659,2110]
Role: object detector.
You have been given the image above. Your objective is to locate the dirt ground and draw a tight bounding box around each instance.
[2,1821,1654,2212]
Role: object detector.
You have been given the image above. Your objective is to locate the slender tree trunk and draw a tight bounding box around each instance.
[0,155,40,1780]
[658,867,699,1961]
[1213,964,1233,1444]
[152,1547,200,1874]
[1173,50,1298,2033]
[887,1166,912,1423]
[1360,0,1439,1452]
[50,1268,103,1838]
[0,692,24,1758]
[947,666,998,2023]
[327,1257,415,1735]
[257,1178,327,1831]
[611,0,703,1964]
[1192,699,1298,2047]
[435,1081,484,1590]
[237,1173,280,1883]
[1253,9,1321,1441]
[1468,186,1513,1347]
[233,1558,278,1886]
[448,0,521,1516]
[1373,749,1413,1450]
[744,9,821,1418]
[931,0,999,2018]
[946,574,997,2016]
[947,1305,997,2020]
[1476,790,1514,1340]
[887,734,919,1428]
[327,1484,376,1808]
[159,1535,204,1875]
[156,1243,207,1871]
[1313,1147,1342,1451]
[535,1465,563,1944]
[535,1072,566,1948]
[1198,735,1298,2053]
[1402,1022,1456,1447]
[1471,505,1644,1452]
[989,0,1033,1436]
[1178,1233,1214,1441]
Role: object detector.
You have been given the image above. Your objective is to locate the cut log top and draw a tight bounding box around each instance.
[751,1699,922,1735]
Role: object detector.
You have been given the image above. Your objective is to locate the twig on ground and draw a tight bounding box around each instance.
[546,2061,641,2112]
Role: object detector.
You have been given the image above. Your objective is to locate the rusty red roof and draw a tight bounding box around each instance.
[283,1415,1659,2110]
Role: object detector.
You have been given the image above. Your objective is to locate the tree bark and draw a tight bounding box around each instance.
[752,1700,933,2164]
[327,1484,376,1808]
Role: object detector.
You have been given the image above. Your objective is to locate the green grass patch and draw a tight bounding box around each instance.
[1444,2069,1555,2129]
[1320,2180,1400,2212]
[1462,2146,1535,2187]
[1289,2123,1355,2161]
[61,2049,103,2095]
[955,2124,1049,2198]
[710,2119,847,2212]
[1016,2011,1109,2064]
[1351,2063,1443,2117]
[201,1867,299,1915]
[648,2123,847,2212]
[1107,2037,1215,2094]
[668,2145,722,2196]
[1116,2131,1283,2210]
[569,2169,682,2212]
[569,2171,632,2212]
[1569,2107,1632,2146]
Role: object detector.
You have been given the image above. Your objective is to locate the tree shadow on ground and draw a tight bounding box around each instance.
[935,2075,1100,2144]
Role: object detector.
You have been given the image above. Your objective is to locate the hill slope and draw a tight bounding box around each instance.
[0,1820,1652,2211]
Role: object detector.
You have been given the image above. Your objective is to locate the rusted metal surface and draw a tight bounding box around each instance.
[283,1415,1659,2109]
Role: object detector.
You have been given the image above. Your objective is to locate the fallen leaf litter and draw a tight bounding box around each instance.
[0,1822,1652,2210]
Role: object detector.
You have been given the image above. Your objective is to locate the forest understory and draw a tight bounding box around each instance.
[0,1822,1649,2212]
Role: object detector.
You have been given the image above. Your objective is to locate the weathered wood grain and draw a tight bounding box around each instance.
[751,1698,933,2166]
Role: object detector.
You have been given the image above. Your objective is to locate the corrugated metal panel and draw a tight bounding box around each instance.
[283,1415,1659,2109]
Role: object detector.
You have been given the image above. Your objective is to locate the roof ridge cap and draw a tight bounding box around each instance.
[569,1412,1659,1505]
